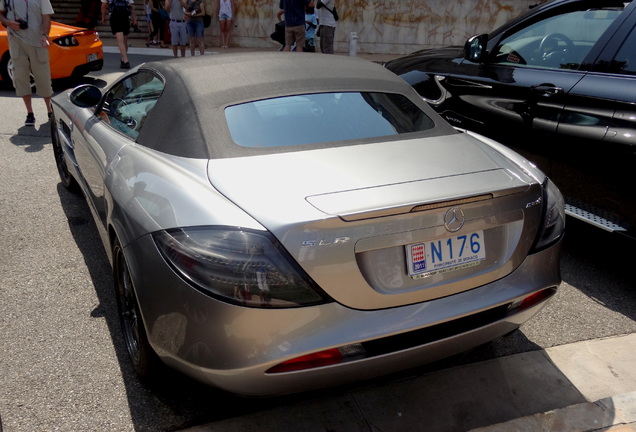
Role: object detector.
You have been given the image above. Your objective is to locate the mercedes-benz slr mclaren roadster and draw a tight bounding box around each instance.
[50,52,564,396]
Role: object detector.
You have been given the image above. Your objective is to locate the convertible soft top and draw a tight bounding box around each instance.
[135,52,453,159]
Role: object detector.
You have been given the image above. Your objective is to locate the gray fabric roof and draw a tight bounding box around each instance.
[135,52,454,159]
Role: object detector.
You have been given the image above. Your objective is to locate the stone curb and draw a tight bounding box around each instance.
[469,392,636,432]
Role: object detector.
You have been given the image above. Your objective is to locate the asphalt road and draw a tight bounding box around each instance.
[0,50,635,432]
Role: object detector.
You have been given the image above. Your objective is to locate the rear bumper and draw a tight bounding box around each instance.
[49,43,103,80]
[71,59,103,77]
[167,297,552,396]
[126,234,562,396]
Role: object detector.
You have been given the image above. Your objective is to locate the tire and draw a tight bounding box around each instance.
[50,114,79,192]
[113,238,160,380]
[0,53,11,87]
[0,52,34,89]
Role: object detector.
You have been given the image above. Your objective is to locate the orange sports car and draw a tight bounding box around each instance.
[0,21,103,86]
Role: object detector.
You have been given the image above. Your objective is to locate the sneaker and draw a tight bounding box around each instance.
[120,61,130,69]
[25,113,35,126]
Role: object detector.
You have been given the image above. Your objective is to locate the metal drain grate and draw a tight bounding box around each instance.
[564,200,628,232]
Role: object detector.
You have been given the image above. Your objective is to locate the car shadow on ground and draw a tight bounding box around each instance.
[0,76,106,94]
[560,218,635,322]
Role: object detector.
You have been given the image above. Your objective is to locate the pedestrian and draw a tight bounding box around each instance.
[278,0,313,52]
[218,0,234,48]
[0,0,55,126]
[144,0,155,43]
[101,0,138,68]
[316,0,336,54]
[165,0,187,56]
[185,0,205,55]
[146,0,166,47]
[304,5,316,52]
[270,18,285,50]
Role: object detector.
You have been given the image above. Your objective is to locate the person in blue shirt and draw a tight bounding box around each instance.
[278,0,314,52]
[304,6,317,52]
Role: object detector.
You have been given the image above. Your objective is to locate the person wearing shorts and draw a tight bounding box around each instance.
[218,0,235,48]
[278,0,313,52]
[185,0,205,56]
[166,0,187,56]
[101,0,138,68]
[144,0,153,41]
[0,0,54,126]
[316,0,336,54]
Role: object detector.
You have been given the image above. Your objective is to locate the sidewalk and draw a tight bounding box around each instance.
[179,334,636,432]
[102,37,403,64]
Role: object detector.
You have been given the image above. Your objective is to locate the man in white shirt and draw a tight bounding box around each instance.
[316,0,336,54]
[0,0,55,126]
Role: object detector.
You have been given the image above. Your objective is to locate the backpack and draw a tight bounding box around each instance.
[109,0,130,16]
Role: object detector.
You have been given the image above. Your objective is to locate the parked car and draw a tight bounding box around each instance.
[0,21,103,86]
[386,0,636,237]
[50,53,564,396]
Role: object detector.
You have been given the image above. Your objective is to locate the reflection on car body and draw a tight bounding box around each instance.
[386,0,636,237]
[50,53,564,396]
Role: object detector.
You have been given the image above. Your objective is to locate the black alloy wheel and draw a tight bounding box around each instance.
[113,238,159,379]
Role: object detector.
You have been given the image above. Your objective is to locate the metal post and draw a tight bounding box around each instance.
[349,32,358,56]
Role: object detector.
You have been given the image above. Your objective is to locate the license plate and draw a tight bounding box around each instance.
[405,230,486,279]
[87,53,98,62]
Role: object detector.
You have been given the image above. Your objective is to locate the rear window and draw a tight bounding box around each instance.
[225,92,435,148]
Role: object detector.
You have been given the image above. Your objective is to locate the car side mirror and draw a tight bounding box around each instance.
[70,84,102,108]
[464,34,489,63]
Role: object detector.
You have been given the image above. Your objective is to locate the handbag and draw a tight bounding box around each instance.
[159,7,169,20]
[203,14,212,27]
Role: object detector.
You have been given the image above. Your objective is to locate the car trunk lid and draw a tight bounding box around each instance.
[207,133,543,310]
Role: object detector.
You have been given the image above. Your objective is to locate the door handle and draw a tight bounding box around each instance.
[531,84,564,97]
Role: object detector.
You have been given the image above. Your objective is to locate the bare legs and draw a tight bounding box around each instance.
[190,37,205,55]
[116,32,129,63]
[22,94,52,116]
[220,18,232,48]
[172,44,186,57]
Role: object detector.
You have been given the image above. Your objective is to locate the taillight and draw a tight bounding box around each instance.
[266,344,365,373]
[52,35,79,47]
[153,226,332,308]
[530,178,565,253]
[508,287,556,314]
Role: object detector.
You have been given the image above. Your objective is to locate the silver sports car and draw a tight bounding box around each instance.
[50,52,564,396]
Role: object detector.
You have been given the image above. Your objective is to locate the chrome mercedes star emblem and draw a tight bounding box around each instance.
[444,207,465,232]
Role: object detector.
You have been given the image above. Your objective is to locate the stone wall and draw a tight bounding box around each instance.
[203,0,541,54]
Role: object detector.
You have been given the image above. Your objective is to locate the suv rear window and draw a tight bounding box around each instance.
[225,92,435,148]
